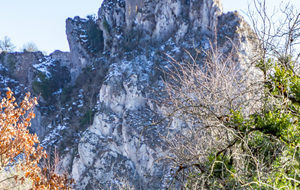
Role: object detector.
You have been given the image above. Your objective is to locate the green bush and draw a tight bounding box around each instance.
[32,61,70,101]
[103,17,110,33]
[86,15,104,53]
[80,108,94,127]
[123,28,143,52]
[32,72,53,100]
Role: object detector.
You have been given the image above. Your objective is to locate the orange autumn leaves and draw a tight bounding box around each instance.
[0,88,74,189]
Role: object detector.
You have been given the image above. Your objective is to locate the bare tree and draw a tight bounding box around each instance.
[247,0,300,71]
[0,36,15,52]
[160,43,264,189]
[21,42,39,52]
[159,0,300,189]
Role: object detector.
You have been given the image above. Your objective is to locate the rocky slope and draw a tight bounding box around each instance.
[0,0,258,189]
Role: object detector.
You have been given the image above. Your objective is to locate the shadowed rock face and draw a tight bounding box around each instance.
[0,0,259,189]
[66,17,94,84]
[0,51,73,138]
[0,51,43,84]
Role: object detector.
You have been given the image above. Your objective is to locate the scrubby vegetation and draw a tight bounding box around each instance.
[21,42,39,52]
[0,88,74,189]
[160,0,300,189]
[78,15,104,54]
[32,60,71,102]
[0,36,15,53]
[123,28,143,52]
[2,0,300,189]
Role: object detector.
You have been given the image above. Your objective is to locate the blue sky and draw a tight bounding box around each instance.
[0,0,299,54]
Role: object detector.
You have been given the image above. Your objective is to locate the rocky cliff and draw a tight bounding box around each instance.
[0,0,257,189]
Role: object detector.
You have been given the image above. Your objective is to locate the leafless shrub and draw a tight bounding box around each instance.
[159,0,300,189]
[159,40,264,189]
[40,147,74,189]
[42,147,62,175]
[247,0,300,68]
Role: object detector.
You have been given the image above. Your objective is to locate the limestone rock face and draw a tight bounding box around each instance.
[66,1,259,189]
[66,17,93,84]
[66,16,104,83]
[0,50,72,139]
[0,51,44,137]
[0,51,43,85]
[50,50,72,68]
[96,0,222,53]
[71,56,166,189]
[189,0,223,33]
[0,0,259,189]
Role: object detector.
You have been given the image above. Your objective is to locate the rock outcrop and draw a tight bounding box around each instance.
[0,0,259,189]
[63,0,257,189]
[0,51,71,138]
[66,16,104,83]
[97,0,223,54]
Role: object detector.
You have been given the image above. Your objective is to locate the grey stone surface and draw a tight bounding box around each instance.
[66,17,93,84]
[65,1,259,189]
[0,0,260,189]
